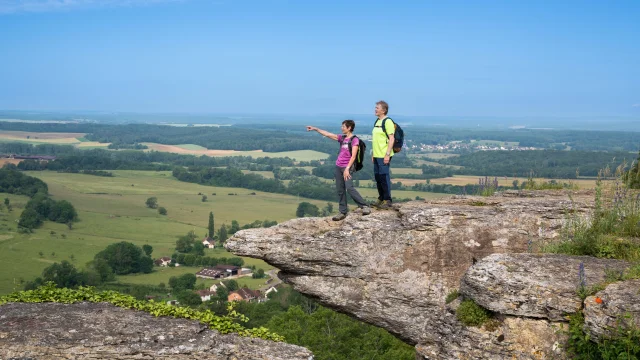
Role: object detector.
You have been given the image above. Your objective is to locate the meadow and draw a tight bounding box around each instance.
[0,170,332,294]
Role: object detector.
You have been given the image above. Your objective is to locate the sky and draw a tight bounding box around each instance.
[0,0,639,118]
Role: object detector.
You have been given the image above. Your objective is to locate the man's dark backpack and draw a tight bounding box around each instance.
[339,136,366,172]
[376,117,405,153]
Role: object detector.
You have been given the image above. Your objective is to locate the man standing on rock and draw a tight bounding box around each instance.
[306,120,371,221]
[371,100,395,209]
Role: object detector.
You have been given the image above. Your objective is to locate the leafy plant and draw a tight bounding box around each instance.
[0,282,284,342]
[456,299,491,327]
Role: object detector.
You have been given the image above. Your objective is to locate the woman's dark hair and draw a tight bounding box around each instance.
[342,119,355,132]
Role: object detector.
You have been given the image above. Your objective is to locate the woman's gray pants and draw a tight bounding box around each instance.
[334,165,367,214]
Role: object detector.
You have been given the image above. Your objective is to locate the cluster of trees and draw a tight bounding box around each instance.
[296,202,334,217]
[24,241,153,289]
[273,167,310,180]
[214,218,278,244]
[439,150,634,178]
[0,168,48,197]
[173,167,286,193]
[94,241,154,275]
[18,193,78,230]
[24,260,109,290]
[175,230,205,255]
[107,142,148,150]
[0,169,78,231]
[145,196,167,215]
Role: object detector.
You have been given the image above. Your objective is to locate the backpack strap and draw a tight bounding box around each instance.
[346,135,356,156]
[338,135,357,156]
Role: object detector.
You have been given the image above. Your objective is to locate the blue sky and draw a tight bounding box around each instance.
[0,0,639,117]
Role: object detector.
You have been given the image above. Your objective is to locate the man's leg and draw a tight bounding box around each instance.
[373,158,384,202]
[383,161,392,201]
[375,158,392,203]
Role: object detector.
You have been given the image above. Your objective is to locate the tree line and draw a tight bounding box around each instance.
[172,167,339,202]
[438,150,634,178]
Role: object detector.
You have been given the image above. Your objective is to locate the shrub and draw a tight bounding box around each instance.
[456,299,490,327]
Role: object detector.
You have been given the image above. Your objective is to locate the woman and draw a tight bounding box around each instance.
[306,120,371,221]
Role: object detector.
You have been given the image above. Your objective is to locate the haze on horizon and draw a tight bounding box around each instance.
[0,0,639,120]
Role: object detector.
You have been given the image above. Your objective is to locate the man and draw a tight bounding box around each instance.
[306,120,371,221]
[371,100,395,209]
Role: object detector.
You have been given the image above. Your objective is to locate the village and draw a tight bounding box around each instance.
[409,141,538,152]
[154,236,280,306]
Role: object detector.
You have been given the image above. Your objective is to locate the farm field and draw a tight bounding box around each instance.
[0,170,332,295]
[391,168,422,175]
[0,158,22,167]
[142,143,329,161]
[0,131,85,143]
[427,175,599,189]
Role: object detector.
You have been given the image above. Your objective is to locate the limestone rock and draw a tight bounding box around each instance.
[226,192,595,359]
[584,279,640,340]
[0,302,313,360]
[460,253,629,321]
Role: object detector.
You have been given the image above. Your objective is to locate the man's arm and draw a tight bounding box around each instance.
[384,134,395,164]
[306,126,339,141]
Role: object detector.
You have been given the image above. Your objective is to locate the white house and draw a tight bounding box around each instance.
[202,237,215,249]
[196,290,216,302]
[154,256,172,267]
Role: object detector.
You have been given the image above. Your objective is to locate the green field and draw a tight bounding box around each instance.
[241,170,276,178]
[0,170,333,295]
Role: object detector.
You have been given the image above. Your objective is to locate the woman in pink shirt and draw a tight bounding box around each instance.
[306,120,371,221]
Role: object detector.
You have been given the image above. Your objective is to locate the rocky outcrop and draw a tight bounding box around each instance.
[0,302,313,360]
[584,279,640,340]
[226,191,606,359]
[460,253,629,321]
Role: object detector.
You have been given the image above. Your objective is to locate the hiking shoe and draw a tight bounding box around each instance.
[378,200,393,210]
[361,206,371,215]
[370,199,384,208]
[332,213,347,221]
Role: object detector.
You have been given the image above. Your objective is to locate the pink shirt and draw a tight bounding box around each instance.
[336,135,359,168]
